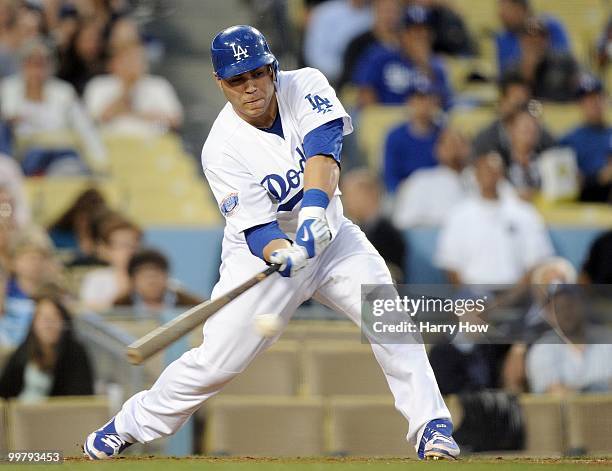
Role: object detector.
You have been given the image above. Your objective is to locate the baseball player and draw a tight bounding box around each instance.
[84,25,459,461]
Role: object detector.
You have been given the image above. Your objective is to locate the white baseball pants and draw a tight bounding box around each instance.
[114,221,450,451]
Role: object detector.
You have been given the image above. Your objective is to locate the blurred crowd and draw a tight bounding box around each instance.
[0,184,203,401]
[0,1,609,450]
[296,0,612,203]
[0,0,194,403]
[295,0,612,415]
[0,0,182,177]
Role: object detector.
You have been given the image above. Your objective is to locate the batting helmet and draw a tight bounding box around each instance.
[211,25,278,80]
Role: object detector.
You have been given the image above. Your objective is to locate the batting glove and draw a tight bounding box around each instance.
[296,206,332,258]
[270,245,309,277]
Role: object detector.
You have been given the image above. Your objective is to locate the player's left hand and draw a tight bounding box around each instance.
[296,207,332,258]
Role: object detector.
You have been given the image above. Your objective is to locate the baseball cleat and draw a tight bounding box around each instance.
[83,417,132,460]
[418,418,460,460]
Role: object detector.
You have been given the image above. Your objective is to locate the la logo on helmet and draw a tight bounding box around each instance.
[230,43,249,60]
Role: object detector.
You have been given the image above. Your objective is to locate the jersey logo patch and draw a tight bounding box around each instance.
[305,93,333,114]
[230,43,249,61]
[220,193,240,217]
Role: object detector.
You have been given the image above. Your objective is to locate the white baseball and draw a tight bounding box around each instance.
[254,313,282,338]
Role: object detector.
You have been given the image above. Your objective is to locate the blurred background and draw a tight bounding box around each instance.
[0,0,610,459]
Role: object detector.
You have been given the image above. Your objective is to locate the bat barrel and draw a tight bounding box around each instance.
[126,347,144,365]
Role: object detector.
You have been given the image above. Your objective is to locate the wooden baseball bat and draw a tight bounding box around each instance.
[126,264,280,364]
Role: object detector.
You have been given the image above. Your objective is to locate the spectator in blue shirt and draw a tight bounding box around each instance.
[339,0,401,90]
[0,227,59,347]
[560,75,612,202]
[382,79,442,193]
[506,17,578,102]
[496,0,570,74]
[353,5,452,109]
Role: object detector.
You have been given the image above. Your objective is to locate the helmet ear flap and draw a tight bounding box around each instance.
[273,60,279,80]
[269,61,279,81]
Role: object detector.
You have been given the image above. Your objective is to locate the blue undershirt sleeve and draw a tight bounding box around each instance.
[244,221,290,260]
[303,117,344,163]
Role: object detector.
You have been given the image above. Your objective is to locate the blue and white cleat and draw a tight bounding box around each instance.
[83,417,132,460]
[418,418,460,460]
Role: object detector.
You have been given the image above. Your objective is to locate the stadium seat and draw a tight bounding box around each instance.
[541,103,612,136]
[281,320,362,343]
[123,193,220,226]
[455,0,499,36]
[519,394,564,455]
[444,58,497,98]
[110,155,195,181]
[104,134,190,179]
[23,177,121,226]
[221,341,301,396]
[302,341,389,396]
[0,399,6,454]
[116,176,219,226]
[536,203,612,228]
[106,318,160,339]
[540,103,583,136]
[356,105,405,170]
[204,396,325,456]
[99,133,221,226]
[447,106,496,137]
[13,131,85,164]
[328,396,409,456]
[6,396,109,456]
[339,84,359,109]
[565,394,612,455]
[106,318,165,383]
[104,134,183,159]
[0,346,15,374]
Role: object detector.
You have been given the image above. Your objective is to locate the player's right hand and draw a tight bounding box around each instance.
[269,245,308,277]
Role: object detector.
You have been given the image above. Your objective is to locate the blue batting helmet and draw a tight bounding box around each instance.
[211,25,278,80]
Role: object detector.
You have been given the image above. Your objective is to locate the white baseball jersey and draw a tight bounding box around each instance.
[201,67,353,247]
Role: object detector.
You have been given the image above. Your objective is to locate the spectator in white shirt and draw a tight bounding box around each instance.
[1,38,106,174]
[506,108,544,200]
[303,0,373,84]
[392,127,471,228]
[80,214,142,312]
[527,287,612,394]
[84,42,183,137]
[435,151,554,285]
